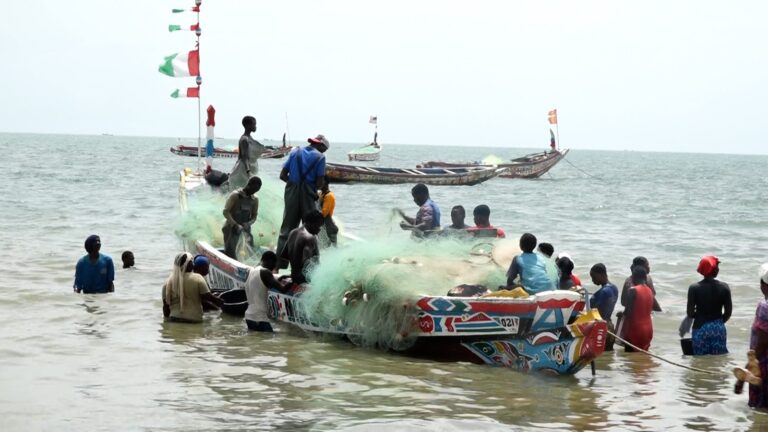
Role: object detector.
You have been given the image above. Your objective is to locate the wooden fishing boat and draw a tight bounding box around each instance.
[347,143,381,161]
[192,240,607,375]
[171,144,238,158]
[420,149,569,179]
[261,146,292,159]
[326,163,503,186]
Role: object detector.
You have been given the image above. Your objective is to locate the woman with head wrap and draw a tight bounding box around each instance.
[73,234,115,293]
[686,256,732,355]
[162,252,222,323]
[733,263,768,407]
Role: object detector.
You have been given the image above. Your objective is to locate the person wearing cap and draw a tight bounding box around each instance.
[466,204,506,238]
[734,263,768,406]
[686,256,732,355]
[277,134,329,266]
[192,254,220,312]
[222,176,262,260]
[74,235,115,294]
[162,252,223,323]
[227,116,267,190]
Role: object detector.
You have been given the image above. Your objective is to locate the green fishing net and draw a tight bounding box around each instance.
[301,234,517,350]
[175,177,285,256]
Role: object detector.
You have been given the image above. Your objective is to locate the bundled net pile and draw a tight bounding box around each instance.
[301,236,517,350]
[175,178,285,263]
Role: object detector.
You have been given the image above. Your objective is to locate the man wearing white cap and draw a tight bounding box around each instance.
[277,134,329,266]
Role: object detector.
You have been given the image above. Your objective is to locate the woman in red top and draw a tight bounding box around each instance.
[623,266,655,352]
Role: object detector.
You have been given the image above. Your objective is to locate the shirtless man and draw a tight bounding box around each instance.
[281,210,324,285]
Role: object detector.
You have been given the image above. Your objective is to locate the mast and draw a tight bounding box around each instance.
[195,0,202,171]
[285,112,291,147]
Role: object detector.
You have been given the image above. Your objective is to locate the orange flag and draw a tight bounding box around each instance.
[548,109,558,125]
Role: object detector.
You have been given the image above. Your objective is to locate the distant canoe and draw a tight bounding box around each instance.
[347,144,381,161]
[261,146,292,159]
[326,163,503,186]
[419,149,569,179]
[170,145,237,158]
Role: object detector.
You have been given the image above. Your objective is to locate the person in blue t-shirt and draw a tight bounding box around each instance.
[277,135,329,267]
[589,263,619,351]
[505,233,556,294]
[397,183,441,235]
[74,235,115,294]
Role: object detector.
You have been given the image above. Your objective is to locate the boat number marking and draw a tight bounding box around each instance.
[497,317,520,333]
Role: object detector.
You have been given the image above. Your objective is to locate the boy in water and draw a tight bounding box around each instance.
[590,263,619,351]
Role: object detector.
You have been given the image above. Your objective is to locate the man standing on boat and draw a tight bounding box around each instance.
[397,183,441,236]
[228,116,266,190]
[277,135,329,267]
[222,176,262,260]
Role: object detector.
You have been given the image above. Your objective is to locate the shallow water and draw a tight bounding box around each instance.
[2,133,768,431]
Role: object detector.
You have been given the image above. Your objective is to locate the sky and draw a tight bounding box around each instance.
[1,1,767,154]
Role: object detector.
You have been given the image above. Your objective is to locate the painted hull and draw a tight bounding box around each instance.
[420,149,569,179]
[171,145,238,158]
[326,163,503,186]
[193,240,607,375]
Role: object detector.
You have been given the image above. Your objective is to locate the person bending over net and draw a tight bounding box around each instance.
[280,210,324,287]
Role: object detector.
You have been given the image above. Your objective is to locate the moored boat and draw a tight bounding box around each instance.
[326,163,503,186]
[171,144,238,158]
[348,115,382,161]
[192,240,607,375]
[420,149,569,179]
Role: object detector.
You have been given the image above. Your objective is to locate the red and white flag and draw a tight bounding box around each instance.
[170,87,200,98]
[548,109,558,125]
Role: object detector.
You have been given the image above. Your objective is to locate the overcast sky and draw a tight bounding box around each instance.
[2,1,766,153]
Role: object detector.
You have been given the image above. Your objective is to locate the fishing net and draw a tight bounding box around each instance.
[300,234,518,350]
[175,178,285,260]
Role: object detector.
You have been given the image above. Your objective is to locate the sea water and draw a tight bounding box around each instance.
[1,132,767,431]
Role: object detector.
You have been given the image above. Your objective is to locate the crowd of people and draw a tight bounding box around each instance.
[72,116,768,410]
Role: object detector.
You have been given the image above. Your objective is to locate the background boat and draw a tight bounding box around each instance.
[171,144,238,158]
[348,115,381,161]
[420,149,569,179]
[326,163,503,185]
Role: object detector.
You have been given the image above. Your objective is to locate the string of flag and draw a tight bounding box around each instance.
[159,1,202,99]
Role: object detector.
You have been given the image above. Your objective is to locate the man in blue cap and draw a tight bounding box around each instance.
[74,235,115,293]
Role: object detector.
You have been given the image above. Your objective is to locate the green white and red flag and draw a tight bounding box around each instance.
[169,24,200,32]
[170,87,200,98]
[158,50,200,77]
[172,6,200,13]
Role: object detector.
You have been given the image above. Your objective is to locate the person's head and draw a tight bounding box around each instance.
[538,242,554,258]
[308,134,330,153]
[121,250,135,268]
[556,256,574,277]
[590,263,608,286]
[759,263,768,298]
[193,254,210,276]
[631,265,648,285]
[303,210,324,235]
[244,175,262,195]
[260,250,279,272]
[242,116,257,133]
[450,205,466,227]
[473,204,491,226]
[519,233,537,253]
[697,255,720,279]
[411,183,430,206]
[631,256,650,274]
[84,235,101,256]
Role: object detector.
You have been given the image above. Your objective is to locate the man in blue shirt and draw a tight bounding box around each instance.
[505,233,556,294]
[397,183,441,235]
[589,263,619,351]
[74,235,115,293]
[277,134,329,266]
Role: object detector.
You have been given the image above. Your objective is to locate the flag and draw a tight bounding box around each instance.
[172,6,200,13]
[548,109,558,125]
[549,128,556,149]
[170,87,200,98]
[169,24,200,32]
[159,50,200,77]
[369,115,378,124]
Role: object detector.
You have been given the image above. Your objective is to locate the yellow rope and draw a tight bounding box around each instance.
[608,330,720,375]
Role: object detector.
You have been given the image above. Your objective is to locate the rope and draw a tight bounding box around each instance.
[563,156,602,180]
[608,330,720,375]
